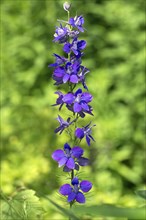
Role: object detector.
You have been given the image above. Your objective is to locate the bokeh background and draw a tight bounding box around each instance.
[1,0,145,219]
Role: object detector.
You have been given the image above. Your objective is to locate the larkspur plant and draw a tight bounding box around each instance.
[49,2,95,209]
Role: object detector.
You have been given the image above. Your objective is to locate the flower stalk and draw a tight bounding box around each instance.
[49,1,95,214]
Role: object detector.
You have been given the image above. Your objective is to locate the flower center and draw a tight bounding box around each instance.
[75,94,81,103]
[58,28,64,35]
[65,148,71,157]
[73,184,79,193]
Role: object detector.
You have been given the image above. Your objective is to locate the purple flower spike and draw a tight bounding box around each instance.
[59,177,92,203]
[75,122,96,146]
[69,16,84,32]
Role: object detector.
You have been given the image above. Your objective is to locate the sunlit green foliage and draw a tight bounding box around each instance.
[1,0,145,219]
[1,189,43,220]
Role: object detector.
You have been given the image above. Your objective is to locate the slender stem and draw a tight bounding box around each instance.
[71,169,74,180]
[66,9,78,220]
[67,11,70,23]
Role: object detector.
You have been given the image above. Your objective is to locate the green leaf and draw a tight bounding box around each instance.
[46,197,79,220]
[72,204,146,219]
[136,190,146,200]
[1,189,43,220]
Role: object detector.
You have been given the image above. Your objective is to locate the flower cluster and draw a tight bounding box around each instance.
[50,2,95,205]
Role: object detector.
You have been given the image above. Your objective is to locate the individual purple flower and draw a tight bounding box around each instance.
[52,143,89,171]
[59,177,92,203]
[55,115,74,134]
[68,30,79,39]
[49,54,67,67]
[54,24,69,43]
[52,60,81,85]
[63,88,93,113]
[75,122,96,146]
[52,91,65,110]
[78,66,90,90]
[63,38,86,58]
[69,15,84,32]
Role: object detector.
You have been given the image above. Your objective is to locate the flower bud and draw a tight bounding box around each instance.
[63,2,71,11]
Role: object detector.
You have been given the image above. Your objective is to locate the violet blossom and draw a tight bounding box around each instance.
[75,122,96,146]
[52,143,89,171]
[59,177,92,203]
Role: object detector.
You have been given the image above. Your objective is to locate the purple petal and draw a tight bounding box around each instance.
[72,177,79,185]
[86,135,91,146]
[75,128,84,139]
[64,143,71,150]
[63,93,75,104]
[67,117,71,123]
[63,165,71,172]
[75,88,82,97]
[79,111,85,118]
[67,192,76,202]
[72,48,79,56]
[63,43,71,53]
[80,180,92,192]
[81,93,92,102]
[58,156,67,167]
[54,67,65,77]
[77,157,89,166]
[89,134,95,142]
[77,40,86,50]
[75,163,79,171]
[84,122,91,129]
[56,115,64,124]
[78,26,84,32]
[52,149,65,161]
[70,75,78,83]
[63,74,70,83]
[76,192,85,203]
[54,126,63,134]
[81,102,89,111]
[72,146,84,158]
[59,184,72,195]
[69,17,75,26]
[73,103,82,112]
[66,157,75,169]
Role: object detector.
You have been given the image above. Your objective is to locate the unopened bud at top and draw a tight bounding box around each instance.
[63,2,71,11]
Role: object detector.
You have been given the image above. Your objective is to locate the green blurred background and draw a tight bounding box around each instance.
[1,0,145,219]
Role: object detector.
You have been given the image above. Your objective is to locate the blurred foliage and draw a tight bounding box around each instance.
[1,189,43,220]
[1,0,145,219]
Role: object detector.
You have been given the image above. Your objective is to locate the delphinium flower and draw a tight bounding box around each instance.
[69,15,84,32]
[52,143,89,172]
[53,88,93,117]
[54,115,73,134]
[59,177,92,203]
[75,122,96,146]
[49,54,67,67]
[49,2,95,210]
[63,37,86,57]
